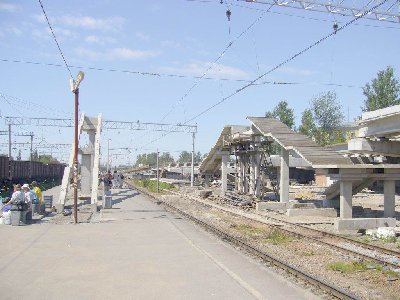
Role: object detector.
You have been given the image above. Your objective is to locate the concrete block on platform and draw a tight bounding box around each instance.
[54,204,64,213]
[103,196,112,209]
[286,208,337,217]
[256,202,287,211]
[289,202,317,209]
[335,218,396,231]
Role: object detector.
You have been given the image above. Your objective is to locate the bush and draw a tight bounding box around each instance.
[133,179,174,193]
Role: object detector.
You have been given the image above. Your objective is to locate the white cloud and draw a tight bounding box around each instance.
[85,35,116,45]
[136,32,150,41]
[278,66,316,76]
[159,62,250,80]
[0,3,18,12]
[59,15,125,31]
[75,47,161,60]
[31,26,76,41]
[33,14,125,31]
[160,40,182,49]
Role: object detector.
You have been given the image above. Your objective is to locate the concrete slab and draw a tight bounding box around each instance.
[335,218,396,231]
[286,208,337,217]
[0,188,317,300]
[256,201,287,211]
[289,202,317,209]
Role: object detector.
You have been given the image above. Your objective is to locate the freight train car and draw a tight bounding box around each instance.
[0,156,65,182]
[0,155,8,179]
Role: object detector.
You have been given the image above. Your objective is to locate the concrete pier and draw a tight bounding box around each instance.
[279,148,289,203]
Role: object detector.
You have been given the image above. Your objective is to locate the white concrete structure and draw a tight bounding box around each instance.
[58,114,102,211]
[201,114,400,231]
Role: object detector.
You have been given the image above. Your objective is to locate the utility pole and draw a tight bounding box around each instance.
[107,138,111,171]
[70,71,85,225]
[14,132,34,160]
[8,125,12,180]
[14,132,34,177]
[73,88,79,224]
[8,124,11,160]
[191,132,195,187]
[156,149,160,193]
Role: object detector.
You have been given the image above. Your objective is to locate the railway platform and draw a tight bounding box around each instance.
[0,188,317,299]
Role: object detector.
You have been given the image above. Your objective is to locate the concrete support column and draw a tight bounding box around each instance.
[249,154,255,195]
[88,131,95,169]
[204,174,211,187]
[81,154,91,196]
[340,180,353,219]
[243,155,249,194]
[237,156,243,193]
[383,168,398,218]
[221,153,229,196]
[279,148,289,203]
[254,153,261,197]
[384,180,396,218]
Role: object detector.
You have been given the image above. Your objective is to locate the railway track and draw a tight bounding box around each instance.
[164,189,400,270]
[224,192,400,260]
[124,180,359,300]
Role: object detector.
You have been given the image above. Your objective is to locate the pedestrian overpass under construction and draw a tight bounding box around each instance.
[200,105,400,231]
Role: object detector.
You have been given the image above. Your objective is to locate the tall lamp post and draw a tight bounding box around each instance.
[70,71,85,224]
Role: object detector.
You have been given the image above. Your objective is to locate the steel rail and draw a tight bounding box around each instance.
[124,180,359,300]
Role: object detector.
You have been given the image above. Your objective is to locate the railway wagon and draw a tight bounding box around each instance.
[1,158,65,181]
[0,155,8,179]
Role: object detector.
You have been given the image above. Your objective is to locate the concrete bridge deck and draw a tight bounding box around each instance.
[0,188,316,300]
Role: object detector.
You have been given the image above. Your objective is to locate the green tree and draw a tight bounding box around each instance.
[265,100,295,129]
[298,109,316,138]
[37,155,59,164]
[362,66,400,112]
[195,151,202,163]
[310,91,344,146]
[178,151,192,163]
[159,152,175,167]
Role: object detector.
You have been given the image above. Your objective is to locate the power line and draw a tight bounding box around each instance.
[0,58,362,89]
[0,58,249,83]
[139,0,389,149]
[184,0,390,125]
[158,3,274,123]
[37,0,73,79]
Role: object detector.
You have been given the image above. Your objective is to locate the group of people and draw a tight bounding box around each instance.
[101,170,124,190]
[1,181,43,224]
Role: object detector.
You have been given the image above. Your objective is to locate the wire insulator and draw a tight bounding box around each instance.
[333,22,338,33]
[226,9,231,21]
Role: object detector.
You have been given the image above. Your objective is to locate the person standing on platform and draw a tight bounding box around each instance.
[31,181,42,204]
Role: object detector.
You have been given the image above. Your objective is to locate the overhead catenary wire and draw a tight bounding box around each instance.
[183,0,390,125]
[0,58,361,89]
[37,0,73,80]
[137,0,390,150]
[158,3,274,123]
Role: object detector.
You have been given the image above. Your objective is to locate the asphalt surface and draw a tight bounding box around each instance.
[0,188,318,300]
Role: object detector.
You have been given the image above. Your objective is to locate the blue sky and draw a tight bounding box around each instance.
[0,0,399,165]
